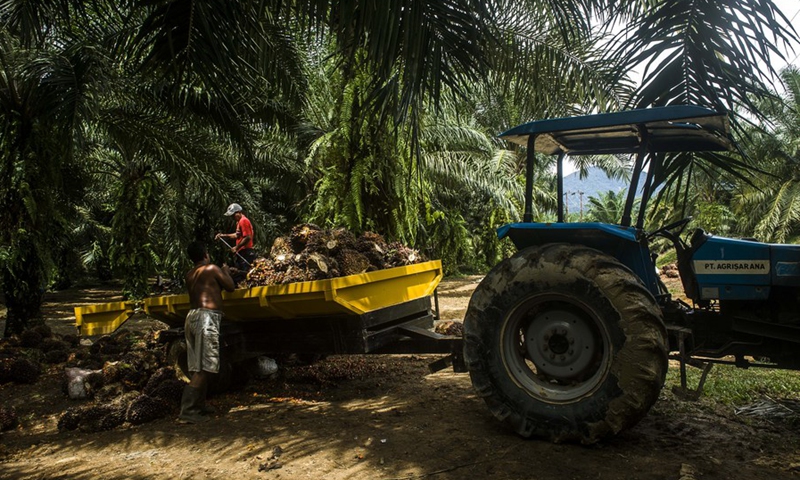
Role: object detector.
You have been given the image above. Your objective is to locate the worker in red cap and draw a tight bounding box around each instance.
[215,203,256,280]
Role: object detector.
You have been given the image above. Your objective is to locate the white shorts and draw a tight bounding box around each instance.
[185,308,222,374]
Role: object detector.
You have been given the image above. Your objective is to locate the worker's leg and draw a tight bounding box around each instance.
[179,371,212,423]
[189,370,215,414]
[189,370,208,389]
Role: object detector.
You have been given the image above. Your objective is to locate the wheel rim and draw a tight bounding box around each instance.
[500,292,612,403]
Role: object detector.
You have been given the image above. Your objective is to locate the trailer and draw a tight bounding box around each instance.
[74,260,464,389]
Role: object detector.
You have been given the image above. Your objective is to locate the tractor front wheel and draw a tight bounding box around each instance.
[463,243,668,443]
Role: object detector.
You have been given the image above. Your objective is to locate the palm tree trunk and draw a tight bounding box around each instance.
[2,238,45,337]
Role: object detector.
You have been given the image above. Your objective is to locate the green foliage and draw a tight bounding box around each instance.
[732,67,800,243]
[665,364,800,406]
[585,189,630,224]
[0,0,796,333]
[655,248,677,268]
[692,203,734,236]
[420,208,474,275]
[1,237,46,335]
[109,167,159,300]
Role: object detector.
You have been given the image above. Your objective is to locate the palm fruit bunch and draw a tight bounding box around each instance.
[354,232,389,270]
[19,329,44,349]
[44,348,69,364]
[58,404,125,432]
[289,223,322,253]
[142,367,175,393]
[57,403,127,433]
[336,249,370,276]
[434,320,464,337]
[126,394,170,425]
[245,225,426,287]
[0,405,18,432]
[146,378,184,405]
[57,406,82,431]
[143,367,185,405]
[102,361,122,384]
[83,404,127,432]
[385,241,422,267]
[94,382,125,402]
[7,357,41,384]
[270,236,292,257]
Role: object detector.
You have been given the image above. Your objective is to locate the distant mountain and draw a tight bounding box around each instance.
[562,166,648,215]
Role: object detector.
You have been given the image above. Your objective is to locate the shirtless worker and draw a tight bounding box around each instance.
[179,241,236,423]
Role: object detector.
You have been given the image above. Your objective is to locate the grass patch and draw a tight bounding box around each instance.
[665,362,800,405]
[655,249,677,267]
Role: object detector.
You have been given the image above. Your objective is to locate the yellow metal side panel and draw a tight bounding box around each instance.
[74,302,135,336]
[136,259,443,323]
[328,260,443,314]
[143,294,191,328]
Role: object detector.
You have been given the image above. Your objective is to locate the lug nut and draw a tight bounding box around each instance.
[569,350,574,355]
[550,353,555,360]
[560,355,566,361]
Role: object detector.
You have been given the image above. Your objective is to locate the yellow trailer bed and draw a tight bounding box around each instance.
[75,260,443,336]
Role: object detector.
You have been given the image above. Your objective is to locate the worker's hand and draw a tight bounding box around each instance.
[214,233,222,240]
[230,247,237,254]
[221,264,231,274]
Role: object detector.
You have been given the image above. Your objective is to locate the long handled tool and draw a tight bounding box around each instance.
[217,237,252,267]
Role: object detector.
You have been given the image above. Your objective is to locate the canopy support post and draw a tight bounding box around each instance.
[557,152,566,223]
[523,135,536,223]
[621,126,649,227]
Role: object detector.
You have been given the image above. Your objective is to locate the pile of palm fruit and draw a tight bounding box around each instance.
[0,325,184,433]
[55,330,184,432]
[245,224,425,287]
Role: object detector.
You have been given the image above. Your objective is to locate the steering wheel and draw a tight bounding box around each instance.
[647,217,692,240]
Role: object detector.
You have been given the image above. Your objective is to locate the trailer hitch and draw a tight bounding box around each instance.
[428,351,467,374]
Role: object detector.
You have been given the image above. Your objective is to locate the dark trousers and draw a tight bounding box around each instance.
[235,248,257,270]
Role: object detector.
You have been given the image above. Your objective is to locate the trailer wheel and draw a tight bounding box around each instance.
[165,338,233,394]
[464,243,667,444]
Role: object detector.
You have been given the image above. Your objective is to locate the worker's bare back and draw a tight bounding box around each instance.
[186,264,235,310]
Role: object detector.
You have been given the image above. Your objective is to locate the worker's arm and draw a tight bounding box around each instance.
[214,232,236,241]
[234,234,251,253]
[217,264,236,291]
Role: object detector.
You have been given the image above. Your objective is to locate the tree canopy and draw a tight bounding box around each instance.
[0,0,797,335]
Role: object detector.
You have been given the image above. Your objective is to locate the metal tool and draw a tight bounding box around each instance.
[217,236,252,267]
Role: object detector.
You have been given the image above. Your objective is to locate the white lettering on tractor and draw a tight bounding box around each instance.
[693,260,770,275]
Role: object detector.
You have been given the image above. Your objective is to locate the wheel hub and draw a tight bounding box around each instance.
[526,309,596,380]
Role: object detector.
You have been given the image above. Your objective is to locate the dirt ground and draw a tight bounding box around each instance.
[2,276,800,480]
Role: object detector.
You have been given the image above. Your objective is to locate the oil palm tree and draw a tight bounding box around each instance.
[0,29,100,335]
[732,66,800,243]
[586,190,632,224]
[606,0,797,209]
[1,0,796,332]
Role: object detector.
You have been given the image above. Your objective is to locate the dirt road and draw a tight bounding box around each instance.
[2,277,800,479]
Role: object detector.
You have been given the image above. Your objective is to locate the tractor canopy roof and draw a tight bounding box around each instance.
[499,105,733,155]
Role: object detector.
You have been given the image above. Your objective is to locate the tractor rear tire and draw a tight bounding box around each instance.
[464,243,668,443]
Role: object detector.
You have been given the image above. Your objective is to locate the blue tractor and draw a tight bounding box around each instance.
[463,106,800,443]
